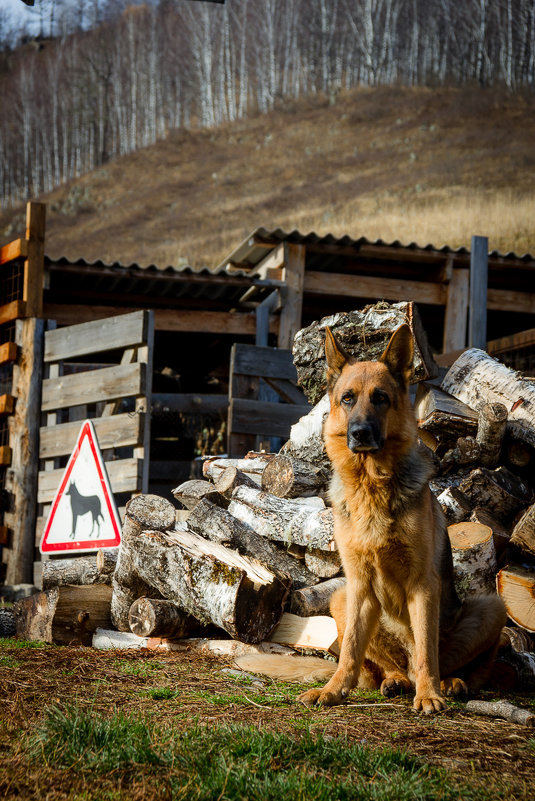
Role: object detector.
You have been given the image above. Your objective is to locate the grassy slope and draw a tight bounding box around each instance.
[1,85,535,268]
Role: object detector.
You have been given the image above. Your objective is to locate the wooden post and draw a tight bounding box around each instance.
[134,310,154,494]
[278,243,305,350]
[4,318,45,584]
[23,202,46,318]
[469,235,488,349]
[442,266,469,352]
[256,291,279,347]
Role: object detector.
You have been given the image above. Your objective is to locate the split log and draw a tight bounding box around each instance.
[92,627,198,651]
[442,348,535,448]
[228,485,335,551]
[128,597,208,638]
[439,437,480,474]
[268,611,340,656]
[261,454,330,499]
[96,549,118,574]
[304,547,341,579]
[447,522,497,598]
[279,394,331,468]
[501,625,535,653]
[187,498,319,589]
[214,466,259,499]
[202,454,274,484]
[14,585,112,645]
[415,384,478,449]
[496,565,535,632]
[290,577,346,617]
[122,526,291,643]
[172,479,227,510]
[469,508,511,558]
[179,639,297,658]
[111,494,176,631]
[466,699,535,727]
[41,554,113,590]
[510,503,535,557]
[437,487,472,524]
[292,301,437,406]
[458,466,533,525]
[476,402,508,468]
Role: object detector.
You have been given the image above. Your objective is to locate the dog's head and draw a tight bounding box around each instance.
[324,324,414,454]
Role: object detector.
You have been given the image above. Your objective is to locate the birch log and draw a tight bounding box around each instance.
[261,455,330,499]
[111,494,176,631]
[510,503,535,557]
[128,597,207,638]
[466,700,535,727]
[458,467,533,524]
[202,454,274,484]
[279,394,331,468]
[42,555,113,590]
[447,522,497,598]
[304,547,342,578]
[442,349,535,448]
[437,487,472,524]
[96,549,118,574]
[290,577,346,617]
[124,527,291,643]
[228,485,335,550]
[172,479,227,510]
[476,402,508,467]
[214,466,259,499]
[496,565,535,632]
[14,585,112,645]
[469,508,511,558]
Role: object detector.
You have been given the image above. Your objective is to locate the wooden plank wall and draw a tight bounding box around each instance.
[34,309,154,586]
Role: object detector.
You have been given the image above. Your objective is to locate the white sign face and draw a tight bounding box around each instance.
[40,420,122,554]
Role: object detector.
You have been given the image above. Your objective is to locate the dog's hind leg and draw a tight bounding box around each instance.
[365,624,412,697]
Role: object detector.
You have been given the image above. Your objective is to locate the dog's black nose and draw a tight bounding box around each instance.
[347,422,383,453]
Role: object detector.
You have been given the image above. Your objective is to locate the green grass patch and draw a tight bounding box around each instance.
[0,637,51,649]
[113,659,166,678]
[27,704,483,800]
[0,653,20,668]
[143,687,180,700]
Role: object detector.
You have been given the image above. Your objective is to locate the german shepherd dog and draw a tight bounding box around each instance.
[237,324,506,713]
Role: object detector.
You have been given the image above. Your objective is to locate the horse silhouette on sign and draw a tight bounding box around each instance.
[65,482,104,538]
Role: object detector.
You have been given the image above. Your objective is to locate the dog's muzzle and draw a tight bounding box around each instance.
[347,421,384,453]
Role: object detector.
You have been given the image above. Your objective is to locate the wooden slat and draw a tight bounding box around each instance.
[263,377,309,405]
[0,446,12,466]
[39,412,145,460]
[0,342,17,365]
[0,238,28,266]
[487,327,535,356]
[232,344,297,381]
[24,202,46,318]
[0,299,26,326]
[152,393,228,415]
[487,288,535,313]
[469,235,488,348]
[0,394,15,415]
[442,267,469,352]
[41,362,146,412]
[37,458,143,504]
[230,398,310,438]
[304,271,447,305]
[278,243,306,349]
[0,526,9,546]
[44,310,149,362]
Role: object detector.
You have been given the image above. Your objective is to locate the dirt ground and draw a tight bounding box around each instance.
[1,642,534,800]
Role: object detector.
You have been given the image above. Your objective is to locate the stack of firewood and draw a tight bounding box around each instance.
[13,302,535,688]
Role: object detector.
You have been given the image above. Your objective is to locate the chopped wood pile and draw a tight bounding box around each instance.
[11,302,535,692]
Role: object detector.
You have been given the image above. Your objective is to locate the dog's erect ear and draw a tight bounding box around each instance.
[380,324,414,386]
[325,327,350,390]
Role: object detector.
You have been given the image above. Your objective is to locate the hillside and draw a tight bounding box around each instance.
[1,85,535,268]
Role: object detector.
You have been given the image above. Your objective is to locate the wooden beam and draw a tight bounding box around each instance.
[38,458,142,504]
[41,362,146,412]
[0,300,26,326]
[152,393,228,415]
[232,344,298,381]
[0,527,9,547]
[253,242,285,280]
[0,238,28,266]
[469,235,488,349]
[487,327,535,356]
[39,412,144,460]
[44,310,149,362]
[304,270,447,305]
[443,267,469,352]
[0,446,12,466]
[278,243,306,349]
[24,202,46,318]
[0,395,15,415]
[230,398,310,438]
[486,288,535,313]
[0,342,17,365]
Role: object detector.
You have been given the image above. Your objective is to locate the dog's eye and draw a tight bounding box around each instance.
[371,390,389,406]
[341,392,354,405]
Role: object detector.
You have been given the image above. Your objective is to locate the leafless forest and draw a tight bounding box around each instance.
[1,0,534,207]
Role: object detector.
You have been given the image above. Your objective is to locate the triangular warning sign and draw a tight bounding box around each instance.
[40,420,122,554]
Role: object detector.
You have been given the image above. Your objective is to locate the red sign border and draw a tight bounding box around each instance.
[40,420,122,553]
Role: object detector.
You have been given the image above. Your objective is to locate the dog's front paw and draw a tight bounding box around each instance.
[412,694,447,715]
[298,687,346,708]
[380,675,412,698]
[441,677,468,697]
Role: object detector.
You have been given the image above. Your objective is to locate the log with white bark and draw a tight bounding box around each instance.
[458,466,533,525]
[228,485,335,551]
[96,549,118,574]
[476,402,508,468]
[202,453,274,484]
[214,466,259,499]
[501,625,535,653]
[304,547,342,579]
[267,611,340,656]
[111,494,176,631]
[261,454,330,499]
[186,498,320,589]
[442,348,535,448]
[128,597,209,638]
[292,301,437,406]
[437,486,472,524]
[414,384,478,448]
[447,521,497,598]
[510,503,535,557]
[41,554,113,590]
[14,585,112,645]
[279,394,331,468]
[123,526,291,643]
[469,508,511,558]
[172,479,228,510]
[496,565,535,633]
[439,436,481,474]
[290,577,347,617]
[466,699,535,727]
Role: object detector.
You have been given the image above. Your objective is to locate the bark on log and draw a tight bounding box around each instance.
[501,625,535,653]
[290,577,347,617]
[202,454,274,484]
[96,549,118,574]
[447,521,497,598]
[415,384,478,449]
[458,466,533,525]
[172,479,228,510]
[128,597,208,638]
[476,402,508,468]
[228,485,335,551]
[437,487,472,524]
[261,454,330,499]
[268,611,340,655]
[304,547,342,578]
[496,565,535,632]
[510,503,535,557]
[214,466,259,499]
[505,439,533,470]
[124,526,291,643]
[42,555,113,590]
[469,508,511,558]
[439,437,481,474]
[14,585,112,645]
[187,498,320,589]
[0,607,16,637]
[466,699,535,727]
[292,301,437,406]
[279,394,331,469]
[488,647,535,691]
[111,494,176,631]
[442,348,535,448]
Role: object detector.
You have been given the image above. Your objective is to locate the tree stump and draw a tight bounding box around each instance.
[447,521,497,598]
[14,585,112,645]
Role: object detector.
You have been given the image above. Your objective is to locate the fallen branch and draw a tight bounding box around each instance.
[465,700,535,727]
